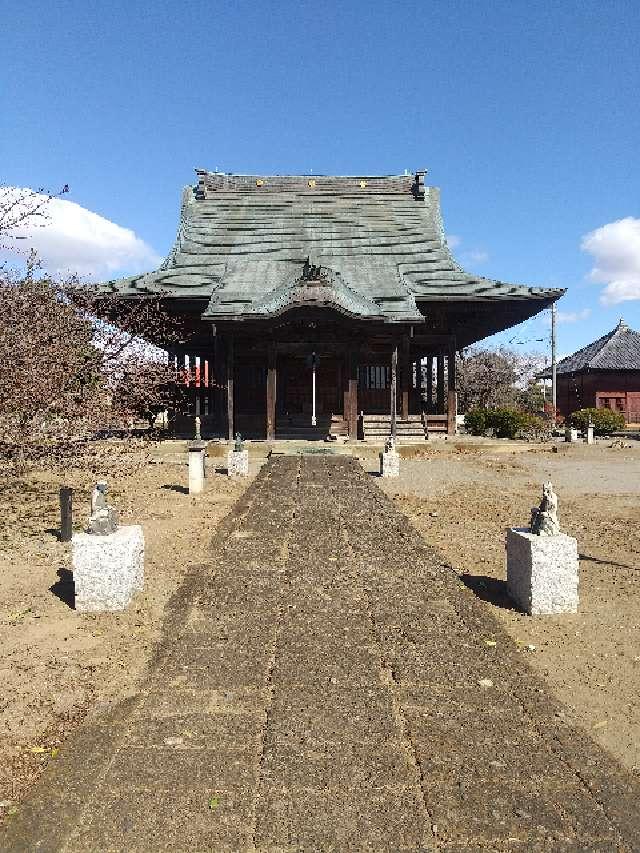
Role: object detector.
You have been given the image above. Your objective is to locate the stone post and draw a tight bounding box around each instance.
[73,527,145,612]
[380,438,400,478]
[506,528,579,615]
[227,448,249,477]
[227,433,249,477]
[585,420,594,444]
[71,483,144,612]
[188,442,207,494]
[565,425,578,442]
[506,482,579,615]
[59,486,73,542]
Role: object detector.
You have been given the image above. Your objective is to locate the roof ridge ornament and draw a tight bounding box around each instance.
[300,257,330,285]
[413,169,427,200]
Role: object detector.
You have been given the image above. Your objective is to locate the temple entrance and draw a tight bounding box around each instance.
[234,362,267,439]
[277,354,341,437]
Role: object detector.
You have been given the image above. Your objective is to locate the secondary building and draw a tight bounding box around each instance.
[542,319,640,425]
[104,169,562,440]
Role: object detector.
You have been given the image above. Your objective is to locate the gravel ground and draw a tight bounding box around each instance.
[5,456,640,851]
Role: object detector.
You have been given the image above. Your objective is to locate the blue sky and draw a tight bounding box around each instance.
[3,0,640,359]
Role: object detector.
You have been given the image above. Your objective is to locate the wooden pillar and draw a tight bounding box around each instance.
[401,334,410,420]
[436,355,445,414]
[348,350,358,439]
[447,341,457,436]
[415,357,422,411]
[226,337,234,441]
[426,356,433,413]
[213,336,223,436]
[391,345,398,440]
[266,344,277,440]
[343,350,350,426]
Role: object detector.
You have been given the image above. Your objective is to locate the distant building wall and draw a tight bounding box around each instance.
[557,370,640,424]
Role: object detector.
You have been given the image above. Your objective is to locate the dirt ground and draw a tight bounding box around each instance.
[0,444,253,817]
[2,438,639,823]
[7,454,639,851]
[371,440,640,776]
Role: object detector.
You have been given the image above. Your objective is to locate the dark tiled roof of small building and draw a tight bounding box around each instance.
[103,170,563,324]
[541,320,640,377]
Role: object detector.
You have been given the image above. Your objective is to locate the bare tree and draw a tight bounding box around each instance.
[0,186,188,473]
[0,184,69,254]
[456,346,546,412]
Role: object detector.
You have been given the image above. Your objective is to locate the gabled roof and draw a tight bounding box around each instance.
[541,320,640,377]
[103,169,563,326]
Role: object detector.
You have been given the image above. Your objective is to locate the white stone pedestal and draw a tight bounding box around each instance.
[506,528,579,615]
[380,449,400,478]
[228,449,249,477]
[188,444,206,494]
[585,425,594,444]
[72,525,145,612]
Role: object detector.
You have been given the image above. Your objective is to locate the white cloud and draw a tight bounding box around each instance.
[557,307,591,324]
[444,234,489,266]
[1,188,161,279]
[581,217,640,305]
[465,249,489,265]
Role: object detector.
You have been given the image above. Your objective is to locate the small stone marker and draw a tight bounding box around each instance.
[564,425,578,443]
[506,481,579,615]
[380,436,400,478]
[227,433,249,477]
[72,482,144,612]
[188,443,207,493]
[59,486,73,542]
[188,419,207,494]
[585,420,594,445]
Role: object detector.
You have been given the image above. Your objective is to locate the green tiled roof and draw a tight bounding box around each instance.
[104,170,563,324]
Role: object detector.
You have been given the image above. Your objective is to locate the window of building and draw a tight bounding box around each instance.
[359,365,390,390]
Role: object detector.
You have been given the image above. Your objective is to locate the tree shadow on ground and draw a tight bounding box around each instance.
[579,553,636,571]
[367,471,382,478]
[50,568,75,609]
[460,573,519,612]
[160,484,189,495]
[45,527,62,540]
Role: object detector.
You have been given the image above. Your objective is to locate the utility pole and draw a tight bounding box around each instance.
[551,302,557,428]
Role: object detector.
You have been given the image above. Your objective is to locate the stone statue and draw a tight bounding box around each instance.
[234,432,244,453]
[87,481,119,536]
[530,481,560,536]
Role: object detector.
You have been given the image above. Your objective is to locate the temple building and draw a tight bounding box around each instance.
[105,169,563,440]
[541,319,640,425]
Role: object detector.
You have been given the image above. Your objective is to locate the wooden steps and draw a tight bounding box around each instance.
[362,414,427,442]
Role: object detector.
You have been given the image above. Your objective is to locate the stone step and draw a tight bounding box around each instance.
[362,415,423,422]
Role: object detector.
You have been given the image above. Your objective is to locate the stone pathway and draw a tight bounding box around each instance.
[5,457,640,851]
